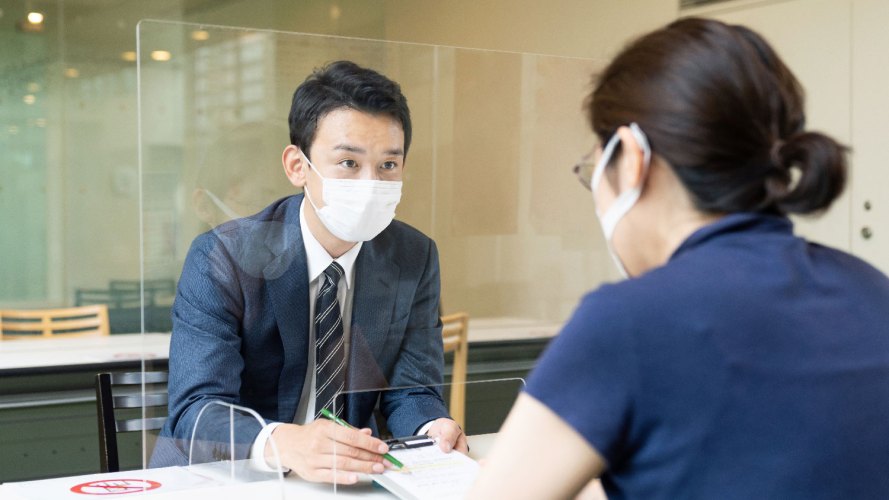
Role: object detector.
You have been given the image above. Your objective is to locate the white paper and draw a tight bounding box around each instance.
[373,445,480,500]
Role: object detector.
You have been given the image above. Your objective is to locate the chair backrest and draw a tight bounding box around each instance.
[75,288,143,309]
[110,279,176,308]
[0,305,110,339]
[95,371,169,473]
[441,312,469,429]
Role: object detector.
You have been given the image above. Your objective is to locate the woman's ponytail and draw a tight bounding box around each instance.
[769,132,848,215]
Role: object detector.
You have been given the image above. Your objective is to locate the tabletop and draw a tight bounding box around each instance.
[0,333,170,374]
[1,434,499,500]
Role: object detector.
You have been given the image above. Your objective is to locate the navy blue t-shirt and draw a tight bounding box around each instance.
[526,213,889,499]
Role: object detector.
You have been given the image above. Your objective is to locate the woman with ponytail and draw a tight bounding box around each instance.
[470,18,889,500]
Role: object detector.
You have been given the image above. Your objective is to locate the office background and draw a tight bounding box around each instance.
[1,0,888,482]
[5,0,887,322]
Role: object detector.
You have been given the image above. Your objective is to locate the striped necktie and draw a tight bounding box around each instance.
[314,261,347,419]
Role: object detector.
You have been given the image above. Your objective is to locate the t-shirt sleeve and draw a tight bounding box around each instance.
[525,289,637,465]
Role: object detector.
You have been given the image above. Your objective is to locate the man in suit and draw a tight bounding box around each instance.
[152,61,466,484]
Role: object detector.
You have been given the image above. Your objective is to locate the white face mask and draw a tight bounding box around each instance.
[590,122,651,278]
[301,151,403,242]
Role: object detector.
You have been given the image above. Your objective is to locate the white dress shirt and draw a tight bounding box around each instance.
[250,200,361,468]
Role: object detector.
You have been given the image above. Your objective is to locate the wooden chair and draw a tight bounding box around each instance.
[95,371,169,473]
[0,304,110,339]
[441,312,469,429]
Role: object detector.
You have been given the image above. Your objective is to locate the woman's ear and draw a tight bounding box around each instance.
[282,145,307,188]
[615,126,646,192]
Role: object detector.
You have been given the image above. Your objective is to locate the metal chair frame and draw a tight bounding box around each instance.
[95,371,168,473]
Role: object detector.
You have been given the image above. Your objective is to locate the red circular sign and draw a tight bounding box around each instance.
[70,479,162,495]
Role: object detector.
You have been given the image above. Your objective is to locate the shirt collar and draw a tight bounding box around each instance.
[299,199,362,289]
[670,212,793,261]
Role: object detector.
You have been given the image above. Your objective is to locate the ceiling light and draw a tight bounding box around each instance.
[150,50,172,62]
[35,118,47,127]
[121,51,137,62]
[23,94,36,105]
[64,68,80,78]
[27,12,44,24]
[191,30,209,41]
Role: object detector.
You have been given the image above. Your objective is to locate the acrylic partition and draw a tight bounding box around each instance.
[137,19,603,493]
[137,19,612,327]
[329,379,525,497]
[186,401,285,496]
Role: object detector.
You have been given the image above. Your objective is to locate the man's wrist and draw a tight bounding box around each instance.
[416,420,435,436]
[249,421,288,472]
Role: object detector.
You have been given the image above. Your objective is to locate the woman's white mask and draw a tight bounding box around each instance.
[590,122,651,278]
[301,151,403,242]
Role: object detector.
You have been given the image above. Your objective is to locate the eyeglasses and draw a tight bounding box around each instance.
[571,149,597,191]
[571,123,651,192]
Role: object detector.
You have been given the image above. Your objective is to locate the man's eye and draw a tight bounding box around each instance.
[381,161,399,171]
[340,159,358,169]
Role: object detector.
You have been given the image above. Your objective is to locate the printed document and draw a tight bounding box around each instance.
[373,445,480,500]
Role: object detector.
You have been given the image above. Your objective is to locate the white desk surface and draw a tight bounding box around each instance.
[466,317,561,343]
[0,317,559,374]
[0,333,170,373]
[1,434,500,500]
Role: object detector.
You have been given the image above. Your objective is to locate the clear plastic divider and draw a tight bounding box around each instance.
[138,19,598,495]
[184,401,285,497]
[330,379,525,497]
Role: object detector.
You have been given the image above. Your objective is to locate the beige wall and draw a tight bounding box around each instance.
[849,0,889,272]
[383,0,675,59]
[380,0,678,319]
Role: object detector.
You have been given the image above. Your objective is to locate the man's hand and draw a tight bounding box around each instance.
[266,420,391,484]
[425,418,468,453]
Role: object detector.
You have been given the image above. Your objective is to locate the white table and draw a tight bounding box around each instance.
[466,317,561,343]
[0,434,498,500]
[0,316,559,374]
[0,333,170,375]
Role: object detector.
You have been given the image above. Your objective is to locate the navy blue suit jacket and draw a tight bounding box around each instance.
[151,194,449,466]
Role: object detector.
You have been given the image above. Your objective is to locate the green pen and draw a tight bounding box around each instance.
[319,408,407,470]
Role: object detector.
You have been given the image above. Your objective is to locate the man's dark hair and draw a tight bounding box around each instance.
[288,60,412,158]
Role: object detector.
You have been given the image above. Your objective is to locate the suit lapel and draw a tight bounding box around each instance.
[264,196,309,423]
[346,238,400,425]
[350,240,400,372]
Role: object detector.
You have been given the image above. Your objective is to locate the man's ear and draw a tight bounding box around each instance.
[282,144,307,188]
[615,126,646,192]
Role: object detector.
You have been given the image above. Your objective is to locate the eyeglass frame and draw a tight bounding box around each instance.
[571,123,651,192]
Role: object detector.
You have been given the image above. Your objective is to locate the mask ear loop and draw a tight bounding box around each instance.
[590,122,653,279]
[598,123,651,231]
[628,122,651,172]
[300,150,326,212]
[591,123,651,194]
